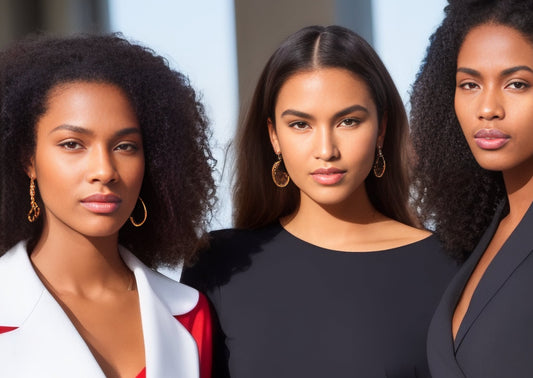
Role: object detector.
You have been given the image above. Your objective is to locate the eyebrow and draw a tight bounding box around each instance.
[280,104,368,121]
[457,65,533,77]
[49,124,141,137]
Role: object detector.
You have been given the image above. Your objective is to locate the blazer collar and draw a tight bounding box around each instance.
[0,242,200,378]
[454,199,533,350]
[121,247,200,378]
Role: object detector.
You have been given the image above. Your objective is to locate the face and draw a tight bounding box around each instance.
[268,68,384,207]
[455,23,533,174]
[28,81,144,239]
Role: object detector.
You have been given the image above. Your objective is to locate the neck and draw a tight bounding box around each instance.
[282,187,390,250]
[30,222,131,296]
[503,165,533,223]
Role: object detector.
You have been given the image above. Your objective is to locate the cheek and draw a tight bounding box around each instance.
[278,149,304,179]
[124,159,145,191]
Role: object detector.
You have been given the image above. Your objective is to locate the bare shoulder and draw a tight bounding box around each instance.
[378,218,432,246]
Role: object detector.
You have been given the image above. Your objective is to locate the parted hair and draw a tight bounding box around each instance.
[410,0,533,261]
[0,33,216,268]
[234,25,417,229]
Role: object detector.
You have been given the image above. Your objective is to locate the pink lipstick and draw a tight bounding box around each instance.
[474,128,510,150]
[311,167,346,185]
[81,193,121,214]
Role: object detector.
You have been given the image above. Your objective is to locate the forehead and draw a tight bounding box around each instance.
[275,68,375,111]
[458,24,533,66]
[37,81,139,134]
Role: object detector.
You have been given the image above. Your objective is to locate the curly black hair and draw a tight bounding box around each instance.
[0,33,216,268]
[410,0,533,261]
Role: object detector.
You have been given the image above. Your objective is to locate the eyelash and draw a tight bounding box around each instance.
[58,140,83,150]
[507,81,529,90]
[288,121,309,130]
[114,143,138,152]
[339,118,360,127]
[458,82,479,90]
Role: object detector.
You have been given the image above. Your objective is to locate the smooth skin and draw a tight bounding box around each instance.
[452,24,533,338]
[28,81,146,377]
[268,68,429,252]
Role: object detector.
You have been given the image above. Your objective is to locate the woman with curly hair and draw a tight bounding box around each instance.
[411,0,533,376]
[0,34,215,377]
[182,25,457,378]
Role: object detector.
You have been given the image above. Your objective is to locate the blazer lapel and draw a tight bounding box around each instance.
[454,200,533,350]
[121,249,200,378]
[0,242,105,377]
[427,201,503,377]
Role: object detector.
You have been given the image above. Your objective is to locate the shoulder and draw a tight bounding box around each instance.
[120,246,201,315]
[208,224,281,249]
[0,242,45,327]
[181,224,282,291]
[386,220,433,244]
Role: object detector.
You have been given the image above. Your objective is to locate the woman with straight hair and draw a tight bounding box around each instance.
[183,25,457,378]
[0,33,215,377]
[411,0,533,376]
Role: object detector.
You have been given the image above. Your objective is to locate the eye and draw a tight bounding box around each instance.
[114,142,139,152]
[288,121,310,130]
[458,82,479,90]
[339,118,360,127]
[58,140,83,150]
[507,81,529,90]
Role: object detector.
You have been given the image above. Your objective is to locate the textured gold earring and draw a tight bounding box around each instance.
[272,154,290,188]
[27,177,41,223]
[130,197,147,227]
[373,146,386,178]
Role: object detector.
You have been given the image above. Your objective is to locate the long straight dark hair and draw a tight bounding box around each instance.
[233,25,417,229]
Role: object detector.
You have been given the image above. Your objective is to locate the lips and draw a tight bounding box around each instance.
[311,167,346,185]
[473,128,510,150]
[81,193,122,214]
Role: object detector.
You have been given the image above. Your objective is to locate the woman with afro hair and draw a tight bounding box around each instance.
[411,0,533,376]
[0,33,215,378]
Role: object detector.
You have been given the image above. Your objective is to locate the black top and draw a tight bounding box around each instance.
[182,223,458,378]
[427,200,533,378]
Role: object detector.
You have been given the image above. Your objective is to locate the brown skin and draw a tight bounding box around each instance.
[452,24,533,339]
[268,68,429,252]
[28,82,145,377]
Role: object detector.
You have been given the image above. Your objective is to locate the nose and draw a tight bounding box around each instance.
[86,146,119,184]
[314,127,339,161]
[478,87,504,121]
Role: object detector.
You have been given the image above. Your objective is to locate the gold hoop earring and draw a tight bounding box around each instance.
[27,177,40,223]
[130,197,147,227]
[373,146,386,178]
[272,154,290,188]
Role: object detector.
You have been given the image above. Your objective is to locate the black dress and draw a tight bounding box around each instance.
[182,223,458,378]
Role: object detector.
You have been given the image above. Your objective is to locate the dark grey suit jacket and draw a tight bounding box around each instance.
[427,200,533,377]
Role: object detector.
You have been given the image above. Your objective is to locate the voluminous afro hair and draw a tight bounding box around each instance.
[0,33,216,268]
[410,0,533,261]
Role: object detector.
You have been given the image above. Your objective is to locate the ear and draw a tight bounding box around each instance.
[377,113,387,148]
[25,156,36,179]
[267,118,281,154]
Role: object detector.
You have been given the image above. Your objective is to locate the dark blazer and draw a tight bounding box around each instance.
[427,200,533,378]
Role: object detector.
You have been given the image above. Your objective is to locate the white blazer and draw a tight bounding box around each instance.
[0,241,201,378]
